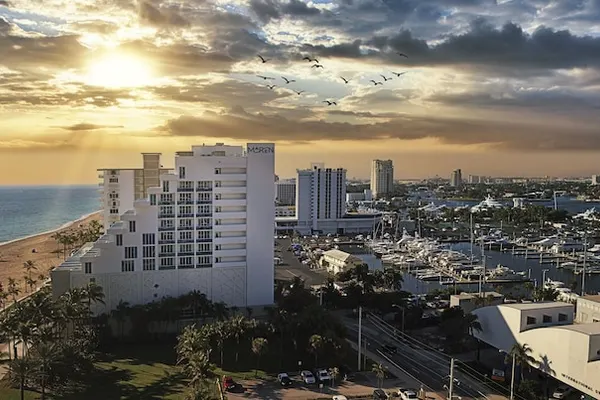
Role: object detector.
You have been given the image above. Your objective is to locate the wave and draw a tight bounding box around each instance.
[0,210,101,247]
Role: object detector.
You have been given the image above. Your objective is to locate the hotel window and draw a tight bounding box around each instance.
[109,192,119,199]
[143,259,155,271]
[179,243,193,253]
[110,209,119,214]
[179,166,186,179]
[542,315,552,323]
[125,246,137,259]
[116,234,123,246]
[215,168,221,174]
[179,256,193,266]
[129,221,136,233]
[84,262,92,274]
[160,257,175,268]
[179,231,193,241]
[142,233,155,245]
[526,316,537,325]
[197,230,211,240]
[121,260,134,272]
[198,256,211,266]
[198,192,211,202]
[198,243,212,253]
[159,220,174,229]
[150,194,156,205]
[160,244,175,254]
[163,180,170,192]
[160,231,174,241]
[558,313,568,322]
[179,219,193,229]
[142,246,155,258]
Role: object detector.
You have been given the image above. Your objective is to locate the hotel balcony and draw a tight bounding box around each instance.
[213,249,246,258]
[158,200,175,205]
[197,200,212,204]
[214,186,247,194]
[158,226,175,232]
[177,226,194,231]
[177,187,194,192]
[196,212,212,217]
[214,211,246,220]
[214,236,247,245]
[158,213,175,218]
[214,223,247,231]
[213,199,246,207]
[159,252,176,257]
[178,238,195,244]
[177,200,195,205]
[196,238,213,243]
[177,251,195,256]
[196,250,212,256]
[158,239,176,244]
[196,187,213,192]
[178,213,195,218]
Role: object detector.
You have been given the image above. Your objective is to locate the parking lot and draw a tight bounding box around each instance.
[225,372,426,399]
[275,238,328,286]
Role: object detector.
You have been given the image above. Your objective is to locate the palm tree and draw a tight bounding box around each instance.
[112,300,130,339]
[251,337,268,376]
[371,362,387,388]
[23,260,37,292]
[84,282,105,316]
[228,315,247,364]
[31,342,59,400]
[7,277,21,303]
[382,268,403,291]
[9,357,34,400]
[329,366,340,387]
[211,321,230,367]
[507,342,535,382]
[308,334,324,367]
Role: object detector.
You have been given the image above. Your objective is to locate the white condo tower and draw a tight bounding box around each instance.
[52,143,275,311]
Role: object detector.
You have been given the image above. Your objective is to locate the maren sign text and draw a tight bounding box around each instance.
[248,146,274,154]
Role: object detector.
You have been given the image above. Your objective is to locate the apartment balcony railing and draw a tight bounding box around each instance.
[196,212,212,217]
[158,226,175,232]
[177,200,194,205]
[177,238,195,244]
[177,187,194,192]
[158,213,175,218]
[158,239,176,244]
[159,252,176,257]
[196,250,212,255]
[178,213,195,218]
[177,251,195,256]
[178,226,194,231]
[196,238,213,243]
[158,201,175,205]
[196,187,213,192]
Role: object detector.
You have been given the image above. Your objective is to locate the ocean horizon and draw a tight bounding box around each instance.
[0,185,100,244]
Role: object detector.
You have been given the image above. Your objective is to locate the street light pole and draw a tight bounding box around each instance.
[357,306,362,371]
[448,358,455,400]
[510,353,516,400]
[542,269,549,286]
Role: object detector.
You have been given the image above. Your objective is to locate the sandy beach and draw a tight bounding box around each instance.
[0,212,101,294]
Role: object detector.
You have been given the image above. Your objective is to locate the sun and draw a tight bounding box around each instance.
[86,53,154,88]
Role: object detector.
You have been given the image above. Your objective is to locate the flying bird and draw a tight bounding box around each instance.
[340,76,349,84]
[257,54,269,63]
[257,75,274,80]
[281,76,296,84]
[302,56,313,62]
[267,84,276,90]
[294,90,305,95]
[312,64,324,69]
[392,71,407,77]
[312,58,319,63]
[370,80,383,86]
[380,74,392,82]
[323,100,337,106]
[396,52,408,58]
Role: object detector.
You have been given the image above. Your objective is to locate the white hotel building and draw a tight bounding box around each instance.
[52,143,275,312]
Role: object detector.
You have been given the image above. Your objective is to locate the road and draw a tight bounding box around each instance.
[343,314,510,400]
[274,238,327,286]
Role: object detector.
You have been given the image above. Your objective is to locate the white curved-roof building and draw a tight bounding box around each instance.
[470,196,505,213]
[473,302,600,399]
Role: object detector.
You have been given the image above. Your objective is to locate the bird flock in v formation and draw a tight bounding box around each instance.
[255,51,409,106]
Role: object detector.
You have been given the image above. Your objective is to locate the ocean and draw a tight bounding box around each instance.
[0,185,100,244]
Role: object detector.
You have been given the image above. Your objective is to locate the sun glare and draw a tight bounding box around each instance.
[86,53,154,88]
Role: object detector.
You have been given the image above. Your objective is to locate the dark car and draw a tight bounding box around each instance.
[277,373,293,387]
[373,388,389,399]
[222,376,239,392]
[381,344,397,354]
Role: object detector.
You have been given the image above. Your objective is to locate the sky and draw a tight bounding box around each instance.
[1,0,600,184]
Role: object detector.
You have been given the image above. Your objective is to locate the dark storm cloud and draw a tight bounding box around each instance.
[137,0,189,27]
[301,20,600,71]
[157,106,600,151]
[0,0,10,7]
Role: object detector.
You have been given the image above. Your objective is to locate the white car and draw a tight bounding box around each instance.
[332,396,348,400]
[399,388,419,400]
[300,370,316,384]
[553,385,574,399]
[317,369,331,382]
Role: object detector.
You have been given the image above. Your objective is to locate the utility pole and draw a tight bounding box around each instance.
[448,358,455,400]
[582,234,587,296]
[509,353,516,400]
[357,306,362,371]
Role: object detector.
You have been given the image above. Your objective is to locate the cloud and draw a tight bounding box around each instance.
[137,0,189,27]
[0,0,10,6]
[158,106,600,151]
[58,123,125,131]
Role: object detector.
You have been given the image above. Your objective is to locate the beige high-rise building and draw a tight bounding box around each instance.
[98,153,171,230]
[450,169,463,187]
[370,159,394,198]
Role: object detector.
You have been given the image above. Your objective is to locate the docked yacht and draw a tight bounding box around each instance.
[470,196,505,213]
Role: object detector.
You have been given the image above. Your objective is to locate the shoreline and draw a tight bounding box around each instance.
[0,210,101,248]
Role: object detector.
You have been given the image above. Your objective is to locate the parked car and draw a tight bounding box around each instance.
[316,368,331,383]
[301,370,316,384]
[553,385,574,399]
[332,396,348,400]
[277,373,293,387]
[222,376,239,392]
[399,388,419,400]
[491,368,505,382]
[442,375,461,386]
[373,388,389,399]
